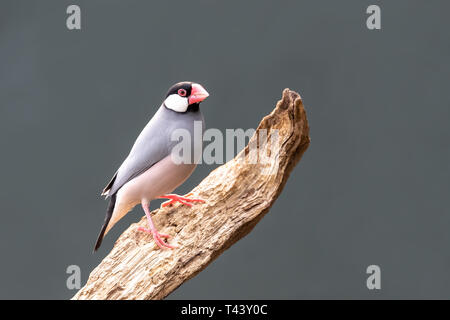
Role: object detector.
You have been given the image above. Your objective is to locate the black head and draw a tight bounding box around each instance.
[163,82,209,113]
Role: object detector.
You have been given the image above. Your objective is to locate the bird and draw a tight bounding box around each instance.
[94,81,209,251]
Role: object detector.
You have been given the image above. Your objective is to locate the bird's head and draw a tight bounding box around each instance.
[163,81,209,113]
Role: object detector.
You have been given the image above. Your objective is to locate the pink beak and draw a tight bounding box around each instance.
[189,83,209,104]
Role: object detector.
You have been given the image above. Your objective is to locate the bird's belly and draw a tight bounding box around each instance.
[117,155,197,206]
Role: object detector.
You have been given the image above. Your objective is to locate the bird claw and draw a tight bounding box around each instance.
[159,193,205,209]
[137,227,177,249]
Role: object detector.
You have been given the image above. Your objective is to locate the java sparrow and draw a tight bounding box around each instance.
[94,82,209,251]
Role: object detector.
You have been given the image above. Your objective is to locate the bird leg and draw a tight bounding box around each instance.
[137,201,177,249]
[158,193,205,208]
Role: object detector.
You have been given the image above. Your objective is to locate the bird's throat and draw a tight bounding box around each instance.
[186,103,200,113]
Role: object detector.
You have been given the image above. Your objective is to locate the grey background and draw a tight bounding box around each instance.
[0,0,449,299]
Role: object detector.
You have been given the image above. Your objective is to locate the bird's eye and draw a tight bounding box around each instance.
[178,89,187,97]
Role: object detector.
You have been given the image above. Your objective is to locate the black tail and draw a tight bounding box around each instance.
[93,193,116,252]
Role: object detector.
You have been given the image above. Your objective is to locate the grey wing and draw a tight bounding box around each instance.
[102,119,176,197]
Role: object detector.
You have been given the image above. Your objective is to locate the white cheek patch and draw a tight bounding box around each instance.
[164,94,189,112]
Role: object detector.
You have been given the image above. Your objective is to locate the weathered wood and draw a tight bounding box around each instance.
[73,89,310,300]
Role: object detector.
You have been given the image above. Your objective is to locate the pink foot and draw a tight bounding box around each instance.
[159,193,205,208]
[138,201,177,250]
[137,227,177,249]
